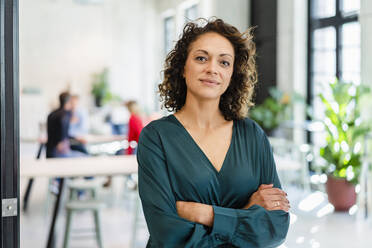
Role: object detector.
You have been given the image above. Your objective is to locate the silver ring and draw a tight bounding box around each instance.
[275,201,280,207]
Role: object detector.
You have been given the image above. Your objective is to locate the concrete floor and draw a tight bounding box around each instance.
[21,176,148,248]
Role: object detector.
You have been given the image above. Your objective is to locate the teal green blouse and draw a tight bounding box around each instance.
[137,115,289,248]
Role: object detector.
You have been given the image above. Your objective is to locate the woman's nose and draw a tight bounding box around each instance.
[206,60,218,75]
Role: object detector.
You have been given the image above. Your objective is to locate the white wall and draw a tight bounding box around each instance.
[106,0,160,112]
[277,0,307,143]
[20,0,110,108]
[214,0,249,31]
[19,0,159,139]
[360,0,372,87]
[360,0,372,120]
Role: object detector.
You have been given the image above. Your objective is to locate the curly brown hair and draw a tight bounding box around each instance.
[158,18,257,120]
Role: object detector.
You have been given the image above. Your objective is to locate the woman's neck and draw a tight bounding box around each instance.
[175,96,227,130]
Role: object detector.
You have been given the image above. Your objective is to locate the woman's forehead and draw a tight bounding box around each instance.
[188,32,234,56]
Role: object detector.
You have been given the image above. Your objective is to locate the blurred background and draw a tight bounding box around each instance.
[19,0,372,247]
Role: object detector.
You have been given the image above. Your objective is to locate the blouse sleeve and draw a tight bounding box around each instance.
[137,125,214,248]
[138,124,289,248]
[208,131,290,248]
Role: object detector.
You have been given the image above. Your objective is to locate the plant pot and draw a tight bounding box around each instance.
[95,96,103,107]
[326,175,356,211]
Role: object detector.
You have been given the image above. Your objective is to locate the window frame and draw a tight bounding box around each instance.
[306,0,359,142]
[307,0,359,108]
[0,0,20,247]
[163,15,176,57]
[184,4,198,23]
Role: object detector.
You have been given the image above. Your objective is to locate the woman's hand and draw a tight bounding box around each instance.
[176,201,214,227]
[244,184,290,212]
[56,140,70,154]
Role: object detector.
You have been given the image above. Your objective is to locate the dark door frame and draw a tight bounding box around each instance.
[0,0,20,248]
[250,0,278,104]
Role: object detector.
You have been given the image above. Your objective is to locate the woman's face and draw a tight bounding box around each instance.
[183,32,235,101]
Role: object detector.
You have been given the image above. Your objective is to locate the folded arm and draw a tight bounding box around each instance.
[177,183,290,226]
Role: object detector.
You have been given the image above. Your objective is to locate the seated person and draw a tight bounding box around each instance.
[47,92,90,195]
[46,92,73,158]
[68,94,89,154]
[105,100,143,187]
[46,92,86,158]
[125,100,144,155]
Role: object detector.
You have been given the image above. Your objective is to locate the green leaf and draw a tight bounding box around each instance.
[317,79,372,185]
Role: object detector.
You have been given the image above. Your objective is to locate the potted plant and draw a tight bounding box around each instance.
[249,87,301,136]
[91,68,109,107]
[316,80,370,211]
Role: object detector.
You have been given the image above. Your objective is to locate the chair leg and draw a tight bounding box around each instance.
[130,194,141,248]
[92,188,97,200]
[44,178,54,218]
[69,188,79,200]
[63,210,73,248]
[22,178,34,212]
[94,210,103,248]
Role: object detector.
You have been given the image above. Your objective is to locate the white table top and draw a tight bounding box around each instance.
[21,134,127,145]
[84,134,127,144]
[20,153,302,177]
[20,155,137,178]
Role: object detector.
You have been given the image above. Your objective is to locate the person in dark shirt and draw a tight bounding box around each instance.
[46,92,73,158]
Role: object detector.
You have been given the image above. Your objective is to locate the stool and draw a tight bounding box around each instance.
[67,178,102,200]
[63,200,105,248]
[63,179,105,248]
[45,178,101,219]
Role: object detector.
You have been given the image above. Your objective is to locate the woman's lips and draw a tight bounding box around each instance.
[200,79,220,86]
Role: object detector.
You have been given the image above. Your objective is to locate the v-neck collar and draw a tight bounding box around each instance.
[169,114,235,175]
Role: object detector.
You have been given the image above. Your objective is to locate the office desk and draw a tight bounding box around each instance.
[21,155,138,248]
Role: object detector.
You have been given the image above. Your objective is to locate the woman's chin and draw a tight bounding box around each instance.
[193,92,223,101]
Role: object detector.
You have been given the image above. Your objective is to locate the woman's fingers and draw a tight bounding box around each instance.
[262,198,289,210]
[256,188,290,211]
[258,184,286,194]
[251,185,290,212]
[269,200,290,212]
[259,187,287,196]
[258,184,273,190]
[266,195,289,203]
[176,201,185,209]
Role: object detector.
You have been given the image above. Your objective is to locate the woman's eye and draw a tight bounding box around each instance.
[196,56,207,62]
[221,61,230,67]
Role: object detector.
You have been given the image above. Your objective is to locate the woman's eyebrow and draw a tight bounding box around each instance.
[194,49,233,58]
[194,49,209,55]
[220,53,233,59]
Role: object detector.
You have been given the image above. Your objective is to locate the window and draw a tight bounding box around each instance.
[184,4,198,23]
[164,16,175,56]
[308,0,360,142]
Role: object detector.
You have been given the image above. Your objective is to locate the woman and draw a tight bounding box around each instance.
[137,18,290,248]
[125,100,144,155]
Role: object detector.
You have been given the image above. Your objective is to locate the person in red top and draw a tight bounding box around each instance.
[125,100,143,154]
[103,100,144,188]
